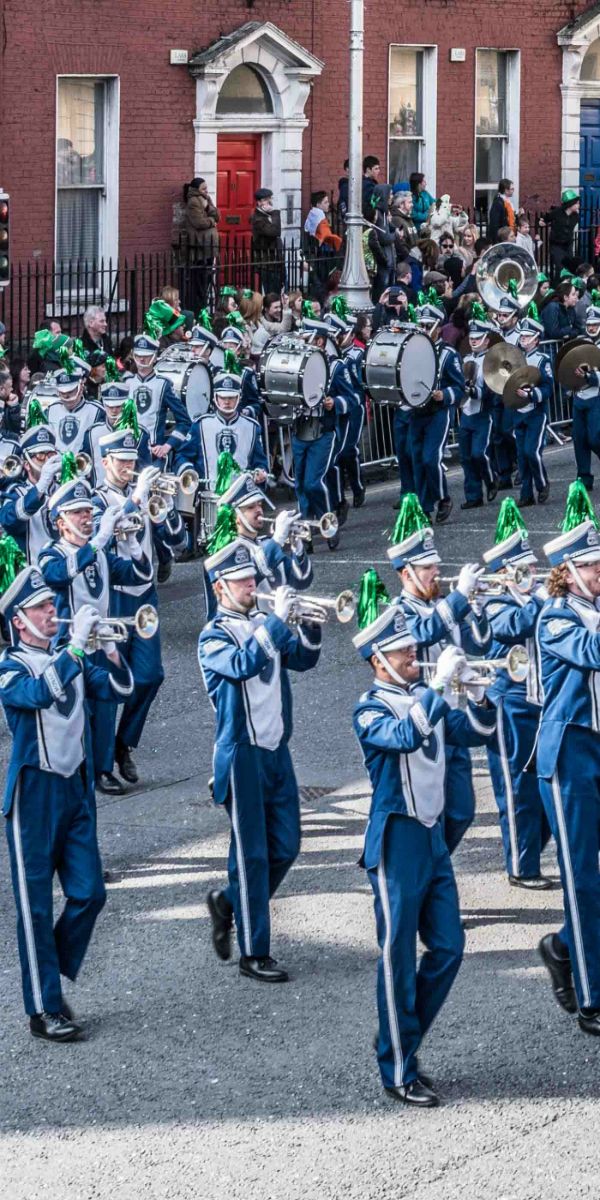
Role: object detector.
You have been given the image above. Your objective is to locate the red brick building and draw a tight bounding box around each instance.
[2,0,600,268]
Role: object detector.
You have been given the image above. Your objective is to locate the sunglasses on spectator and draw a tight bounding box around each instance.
[441,240,453,248]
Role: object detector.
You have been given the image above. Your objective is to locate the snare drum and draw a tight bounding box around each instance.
[197,490,218,550]
[155,358,213,420]
[365,328,437,408]
[260,339,329,414]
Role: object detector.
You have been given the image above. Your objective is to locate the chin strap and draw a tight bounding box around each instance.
[405,564,428,597]
[373,649,408,687]
[567,559,594,601]
[221,579,250,614]
[59,512,90,542]
[16,607,49,640]
[237,509,258,537]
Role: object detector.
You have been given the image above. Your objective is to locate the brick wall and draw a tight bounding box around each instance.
[0,0,594,265]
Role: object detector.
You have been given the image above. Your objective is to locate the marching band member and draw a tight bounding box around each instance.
[386,497,491,852]
[190,373,268,490]
[352,597,496,1105]
[323,309,361,521]
[0,561,133,1042]
[459,316,498,510]
[46,358,104,454]
[189,319,221,369]
[38,474,152,795]
[81,382,151,487]
[512,315,552,507]
[537,490,600,1035]
[127,331,191,465]
[571,302,600,490]
[480,500,551,886]
[490,295,522,346]
[341,312,371,508]
[0,426,61,563]
[220,324,263,419]
[94,429,185,785]
[199,539,321,982]
[411,301,465,524]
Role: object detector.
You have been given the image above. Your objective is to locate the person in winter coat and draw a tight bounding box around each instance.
[183,178,220,311]
[541,280,582,341]
[409,172,435,232]
[487,179,517,243]
[368,184,398,304]
[543,190,581,281]
[251,189,284,294]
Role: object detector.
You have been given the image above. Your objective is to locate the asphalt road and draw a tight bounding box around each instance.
[1,441,599,1200]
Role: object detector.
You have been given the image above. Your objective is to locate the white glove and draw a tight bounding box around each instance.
[273,585,295,623]
[124,530,143,559]
[272,509,299,547]
[456,662,486,703]
[36,454,61,495]
[431,646,466,691]
[70,604,100,653]
[532,583,549,602]
[93,505,122,551]
[100,639,118,658]
[456,562,484,599]
[132,466,161,508]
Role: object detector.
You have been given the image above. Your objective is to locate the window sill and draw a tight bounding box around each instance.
[48,295,129,317]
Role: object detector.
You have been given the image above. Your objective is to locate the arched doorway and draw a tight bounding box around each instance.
[215,66,274,249]
[558,7,600,225]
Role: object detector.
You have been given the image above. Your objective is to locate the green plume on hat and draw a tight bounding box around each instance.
[60,452,78,484]
[227,311,245,330]
[115,397,141,440]
[356,568,390,630]
[57,345,75,375]
[406,303,418,324]
[495,497,527,544]
[301,300,315,319]
[206,504,238,555]
[220,285,238,298]
[331,295,350,321]
[0,535,26,597]
[241,289,253,300]
[71,338,89,362]
[537,272,549,284]
[527,300,540,321]
[561,480,600,533]
[105,356,120,382]
[590,290,600,306]
[198,308,213,331]
[417,287,440,309]
[32,329,57,357]
[223,349,242,376]
[507,278,519,299]
[471,301,487,322]
[389,492,430,545]
[214,451,241,496]
[26,398,48,429]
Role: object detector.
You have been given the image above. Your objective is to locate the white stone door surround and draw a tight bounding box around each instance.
[558,5,600,192]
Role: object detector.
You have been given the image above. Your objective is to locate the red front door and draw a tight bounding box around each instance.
[216,134,261,251]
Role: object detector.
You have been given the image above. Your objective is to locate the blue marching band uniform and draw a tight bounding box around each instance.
[511,317,552,507]
[571,304,600,491]
[410,303,465,524]
[459,318,498,509]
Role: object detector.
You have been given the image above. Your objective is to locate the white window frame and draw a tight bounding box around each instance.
[55,74,120,271]
[474,49,520,209]
[387,44,437,194]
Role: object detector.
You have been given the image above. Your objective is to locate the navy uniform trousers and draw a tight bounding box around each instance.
[393,409,415,499]
[491,401,516,486]
[368,814,464,1088]
[410,407,451,516]
[6,767,105,1015]
[513,408,548,502]
[487,694,551,878]
[114,587,164,750]
[338,405,366,501]
[572,399,600,490]
[539,727,600,1011]
[223,742,301,958]
[458,412,495,502]
[291,431,337,520]
[444,744,475,855]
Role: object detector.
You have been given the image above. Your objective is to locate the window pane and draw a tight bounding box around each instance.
[476,136,504,185]
[581,38,600,81]
[476,50,507,136]
[57,79,105,185]
[216,65,272,115]
[389,48,422,138]
[389,140,420,187]
[56,190,99,263]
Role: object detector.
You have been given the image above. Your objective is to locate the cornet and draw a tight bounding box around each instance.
[75,452,93,478]
[254,588,355,625]
[439,564,547,597]
[1,454,22,478]
[418,645,530,692]
[114,511,145,541]
[146,469,200,497]
[262,511,339,542]
[54,603,159,652]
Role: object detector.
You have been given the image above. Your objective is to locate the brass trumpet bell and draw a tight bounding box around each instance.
[75,452,93,478]
[1,454,22,478]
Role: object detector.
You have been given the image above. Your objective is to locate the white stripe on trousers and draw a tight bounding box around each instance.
[230,771,253,957]
[377,860,404,1088]
[12,783,44,1013]
[533,413,548,490]
[436,411,451,500]
[319,434,337,514]
[482,416,495,485]
[497,702,520,877]
[551,773,592,1009]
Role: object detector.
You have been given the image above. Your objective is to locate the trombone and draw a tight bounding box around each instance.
[254,588,355,625]
[54,603,159,652]
[1,454,23,478]
[262,511,339,542]
[419,645,530,692]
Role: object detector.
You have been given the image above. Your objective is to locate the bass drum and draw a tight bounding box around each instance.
[209,346,225,373]
[366,327,437,408]
[260,338,329,417]
[155,358,213,420]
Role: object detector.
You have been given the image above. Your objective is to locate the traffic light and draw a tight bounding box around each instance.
[0,193,9,287]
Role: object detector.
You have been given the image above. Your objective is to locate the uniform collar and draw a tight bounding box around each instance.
[136,371,156,383]
[375,679,411,696]
[216,603,257,621]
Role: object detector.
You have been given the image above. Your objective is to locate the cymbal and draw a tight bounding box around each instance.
[482,343,526,394]
[463,359,478,384]
[503,365,542,410]
[554,336,590,375]
[557,341,600,390]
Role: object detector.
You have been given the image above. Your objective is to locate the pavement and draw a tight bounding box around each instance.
[1,441,600,1200]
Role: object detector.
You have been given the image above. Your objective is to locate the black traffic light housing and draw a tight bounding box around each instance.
[0,193,9,287]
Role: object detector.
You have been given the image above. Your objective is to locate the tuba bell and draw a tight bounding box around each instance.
[475,243,538,312]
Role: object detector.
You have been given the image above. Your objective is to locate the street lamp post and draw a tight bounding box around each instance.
[338,0,373,314]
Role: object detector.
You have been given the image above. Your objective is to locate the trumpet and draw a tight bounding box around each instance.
[143,469,200,497]
[54,603,159,651]
[75,452,93,478]
[262,511,339,542]
[439,564,547,597]
[418,645,530,692]
[1,454,22,478]
[254,588,355,625]
[114,511,145,541]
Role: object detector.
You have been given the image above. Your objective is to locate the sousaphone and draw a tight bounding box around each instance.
[475,243,538,313]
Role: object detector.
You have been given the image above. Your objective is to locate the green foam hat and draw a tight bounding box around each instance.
[561,480,599,533]
[389,493,430,545]
[356,568,391,630]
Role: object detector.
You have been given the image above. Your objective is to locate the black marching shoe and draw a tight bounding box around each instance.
[30,1012,85,1043]
[327,529,340,551]
[537,484,550,504]
[96,771,125,796]
[337,498,350,528]
[116,744,138,785]
[353,490,366,509]
[538,934,577,1014]
[486,481,498,503]
[385,1078,439,1108]
[435,497,453,524]
[460,499,483,510]
[157,560,173,584]
[509,874,553,890]
[239,955,289,983]
[497,479,514,491]
[206,889,233,961]
[578,1008,600,1036]
[518,496,535,508]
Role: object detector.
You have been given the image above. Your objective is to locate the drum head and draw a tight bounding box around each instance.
[183,362,213,420]
[209,347,225,372]
[398,332,437,407]
[303,352,328,409]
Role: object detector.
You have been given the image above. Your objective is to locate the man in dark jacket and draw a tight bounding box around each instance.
[251,188,284,294]
[544,191,580,282]
[368,184,397,304]
[541,280,581,341]
[487,179,516,243]
[81,306,112,356]
[362,156,381,219]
